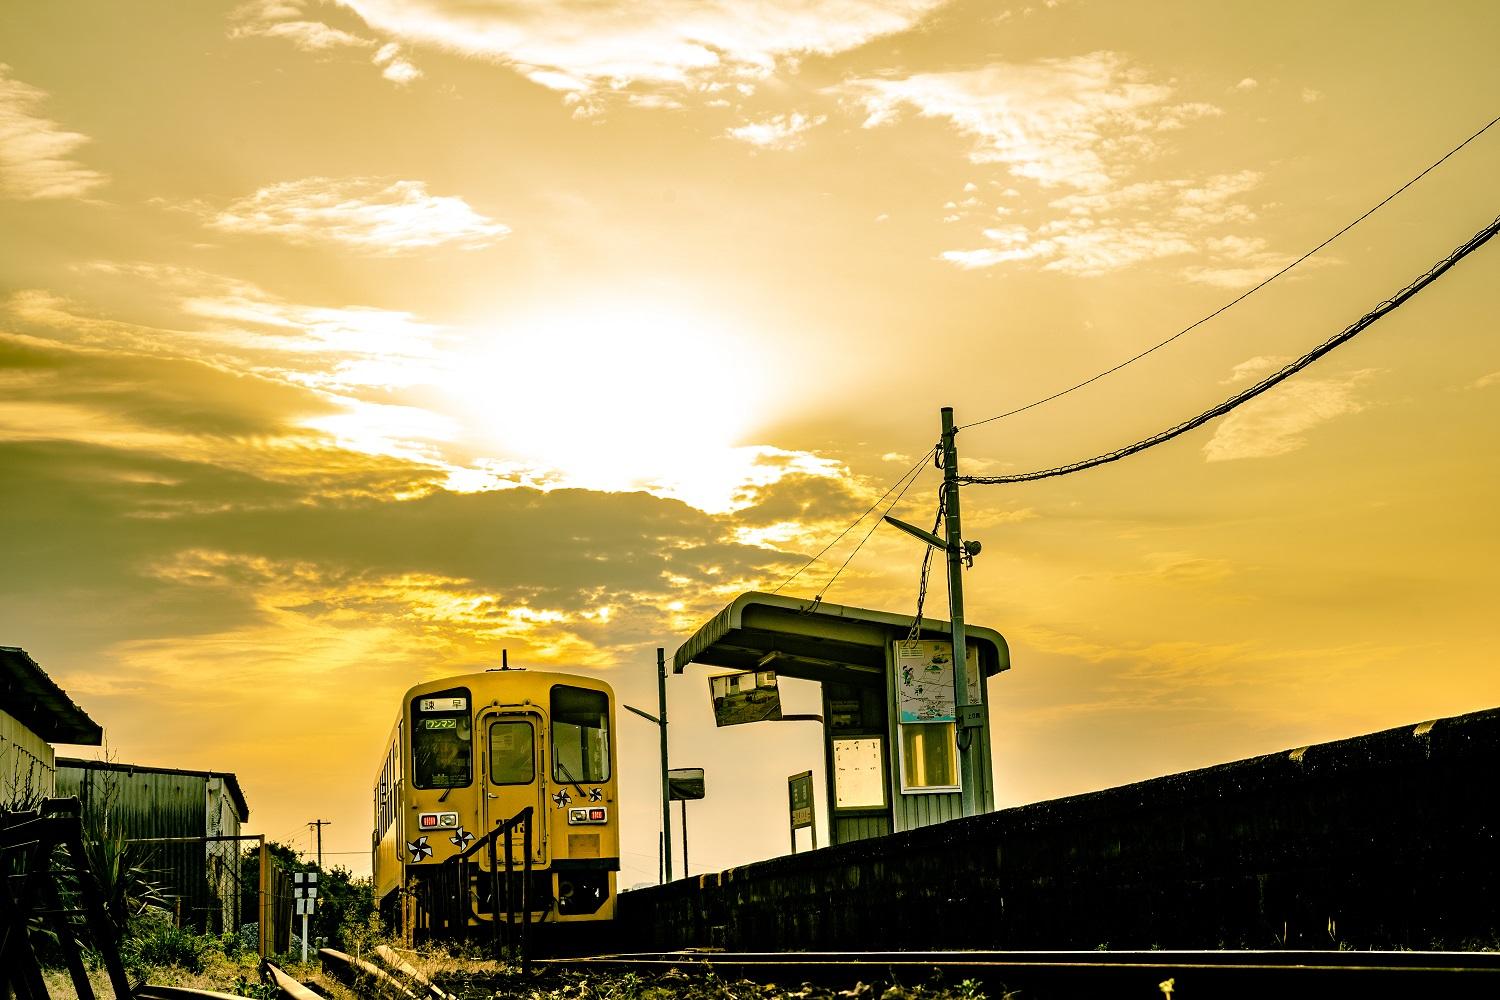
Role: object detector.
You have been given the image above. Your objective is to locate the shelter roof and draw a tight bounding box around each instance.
[673,591,1009,685]
[0,646,103,745]
[56,757,250,822]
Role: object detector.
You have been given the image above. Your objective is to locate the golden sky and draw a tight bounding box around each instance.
[3,0,1498,882]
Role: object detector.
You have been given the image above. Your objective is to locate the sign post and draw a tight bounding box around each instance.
[292,870,318,963]
[668,767,705,879]
[788,770,815,853]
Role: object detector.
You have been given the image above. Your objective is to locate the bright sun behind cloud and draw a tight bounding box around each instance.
[452,300,776,507]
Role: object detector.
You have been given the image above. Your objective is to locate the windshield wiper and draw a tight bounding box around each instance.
[555,757,586,799]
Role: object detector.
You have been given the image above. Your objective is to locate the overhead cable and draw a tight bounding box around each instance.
[957,114,1500,433]
[957,212,1500,487]
[814,458,929,602]
[770,447,932,595]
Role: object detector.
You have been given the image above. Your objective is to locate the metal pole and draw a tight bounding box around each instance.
[658,647,673,883]
[680,799,688,879]
[300,911,308,963]
[257,837,269,960]
[940,405,978,817]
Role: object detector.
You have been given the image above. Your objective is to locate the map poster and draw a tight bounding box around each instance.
[894,640,981,724]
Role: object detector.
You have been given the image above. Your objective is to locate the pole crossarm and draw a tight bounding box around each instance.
[956,212,1500,488]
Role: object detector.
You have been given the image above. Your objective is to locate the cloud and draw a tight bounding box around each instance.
[1468,371,1500,391]
[1233,77,1258,92]
[199,177,508,253]
[727,112,827,150]
[229,1,425,84]
[335,0,946,99]
[0,64,108,200]
[1203,367,1379,462]
[842,52,1217,191]
[372,43,423,83]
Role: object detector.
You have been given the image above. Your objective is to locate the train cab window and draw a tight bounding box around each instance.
[551,685,610,783]
[489,720,535,785]
[412,689,473,789]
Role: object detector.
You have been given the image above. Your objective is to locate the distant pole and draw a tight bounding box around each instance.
[658,647,673,883]
[308,819,331,869]
[940,406,978,817]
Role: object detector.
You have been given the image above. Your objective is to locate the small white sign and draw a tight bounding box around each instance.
[295,896,315,915]
[419,696,468,712]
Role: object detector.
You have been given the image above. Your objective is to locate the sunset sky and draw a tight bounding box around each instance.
[4,0,1498,884]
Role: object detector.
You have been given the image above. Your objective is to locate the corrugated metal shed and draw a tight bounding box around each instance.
[57,758,249,932]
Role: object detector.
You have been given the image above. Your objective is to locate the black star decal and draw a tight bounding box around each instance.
[450,827,475,848]
[588,787,603,802]
[406,836,433,862]
[552,789,572,808]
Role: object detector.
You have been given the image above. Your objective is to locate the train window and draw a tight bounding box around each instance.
[489,720,535,785]
[898,722,959,793]
[412,689,473,789]
[551,685,610,783]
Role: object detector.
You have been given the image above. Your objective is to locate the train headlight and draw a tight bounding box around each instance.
[419,812,460,829]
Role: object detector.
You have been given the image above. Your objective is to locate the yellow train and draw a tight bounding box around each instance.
[372,668,618,941]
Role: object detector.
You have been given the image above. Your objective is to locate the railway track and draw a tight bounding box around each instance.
[136,945,1500,1000]
[540,948,1500,1000]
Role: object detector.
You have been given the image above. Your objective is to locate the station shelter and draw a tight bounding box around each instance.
[674,592,1009,846]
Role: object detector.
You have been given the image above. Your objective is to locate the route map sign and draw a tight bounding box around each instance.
[893,640,981,724]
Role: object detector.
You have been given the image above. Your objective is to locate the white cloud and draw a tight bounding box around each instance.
[1301,87,1324,103]
[202,177,508,254]
[842,52,1218,191]
[335,0,946,98]
[726,112,826,149]
[0,64,108,200]
[372,42,423,84]
[944,170,1264,277]
[1233,77,1258,92]
[1203,368,1378,462]
[1467,371,1500,391]
[230,1,425,84]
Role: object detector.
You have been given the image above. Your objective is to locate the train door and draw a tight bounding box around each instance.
[478,708,548,865]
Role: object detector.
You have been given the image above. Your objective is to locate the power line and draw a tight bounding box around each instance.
[770,448,934,594]
[812,459,930,602]
[957,212,1500,487]
[957,113,1500,433]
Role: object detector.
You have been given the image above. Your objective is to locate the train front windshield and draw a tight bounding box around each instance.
[551,685,610,782]
[412,689,473,788]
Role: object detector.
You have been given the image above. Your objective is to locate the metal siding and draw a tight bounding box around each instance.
[1,710,56,802]
[56,765,217,931]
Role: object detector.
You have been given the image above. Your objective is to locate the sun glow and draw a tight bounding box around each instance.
[453,301,775,508]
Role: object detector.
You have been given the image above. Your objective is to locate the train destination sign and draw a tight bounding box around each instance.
[709,669,783,727]
[668,766,705,801]
[419,696,467,712]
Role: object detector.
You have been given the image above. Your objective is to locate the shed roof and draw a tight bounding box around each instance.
[673,591,1009,685]
[0,646,103,745]
[56,758,250,822]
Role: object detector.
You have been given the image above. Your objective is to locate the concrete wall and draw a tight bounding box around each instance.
[0,710,55,805]
[619,707,1500,951]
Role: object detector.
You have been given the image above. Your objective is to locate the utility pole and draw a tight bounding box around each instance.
[308,819,331,869]
[939,406,981,817]
[657,647,672,882]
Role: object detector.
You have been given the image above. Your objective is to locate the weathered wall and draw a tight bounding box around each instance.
[619,708,1500,951]
[56,763,225,931]
[0,710,55,804]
